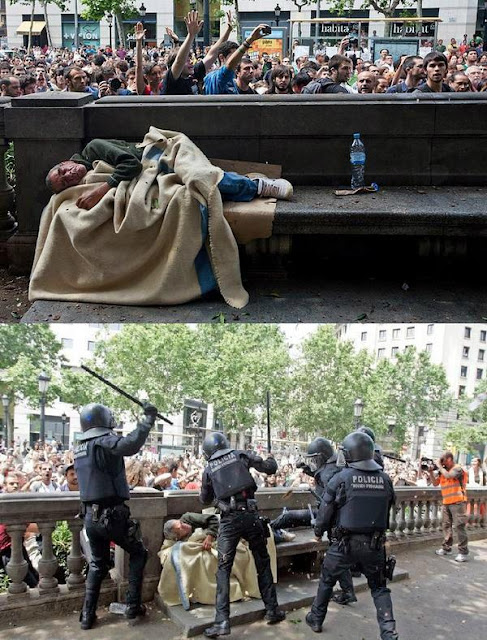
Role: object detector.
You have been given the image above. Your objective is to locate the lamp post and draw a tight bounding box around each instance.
[353,398,363,429]
[203,0,210,48]
[2,394,9,447]
[74,0,79,50]
[61,412,67,450]
[139,3,146,17]
[274,4,281,27]
[38,372,50,445]
[106,13,113,51]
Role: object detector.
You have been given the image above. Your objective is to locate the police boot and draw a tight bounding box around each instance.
[331,591,357,605]
[125,603,147,621]
[305,612,323,633]
[265,608,286,624]
[204,620,231,637]
[79,588,99,630]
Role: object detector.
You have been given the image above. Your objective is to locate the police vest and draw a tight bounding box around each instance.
[74,436,130,504]
[206,449,256,500]
[316,463,340,496]
[440,466,468,505]
[336,468,391,533]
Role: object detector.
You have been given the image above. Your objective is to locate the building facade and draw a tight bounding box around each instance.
[336,323,487,460]
[3,1,486,53]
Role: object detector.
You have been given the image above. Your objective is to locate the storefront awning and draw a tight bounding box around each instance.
[16,21,46,36]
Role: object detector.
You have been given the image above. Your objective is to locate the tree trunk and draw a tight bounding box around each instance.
[234,0,241,42]
[416,0,423,38]
[28,1,35,53]
[42,2,53,48]
[115,12,125,49]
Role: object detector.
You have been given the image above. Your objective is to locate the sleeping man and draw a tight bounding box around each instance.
[45,138,293,206]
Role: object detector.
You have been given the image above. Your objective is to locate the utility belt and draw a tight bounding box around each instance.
[80,501,128,523]
[331,527,386,552]
[217,496,258,515]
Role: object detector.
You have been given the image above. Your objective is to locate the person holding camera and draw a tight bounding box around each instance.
[429,451,469,562]
[204,24,273,95]
[199,431,285,638]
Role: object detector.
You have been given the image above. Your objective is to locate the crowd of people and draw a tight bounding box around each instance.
[1,13,486,100]
[1,436,485,495]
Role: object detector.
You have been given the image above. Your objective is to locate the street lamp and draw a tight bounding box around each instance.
[139,3,146,17]
[38,372,50,445]
[353,398,364,429]
[106,12,113,51]
[61,412,67,450]
[2,394,9,447]
[274,4,281,27]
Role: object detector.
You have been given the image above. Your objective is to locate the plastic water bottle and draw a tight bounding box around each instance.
[350,132,366,189]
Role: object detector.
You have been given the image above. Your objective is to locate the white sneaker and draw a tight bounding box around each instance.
[280,530,296,542]
[454,553,468,562]
[255,177,293,201]
[435,548,452,556]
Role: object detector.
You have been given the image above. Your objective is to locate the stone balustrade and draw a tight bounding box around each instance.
[1,486,486,621]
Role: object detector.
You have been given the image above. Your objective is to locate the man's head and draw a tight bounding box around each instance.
[40,463,53,484]
[64,463,78,490]
[0,77,21,97]
[449,71,472,92]
[328,54,352,83]
[465,65,482,88]
[21,75,37,95]
[270,65,291,92]
[46,160,87,193]
[236,58,254,85]
[356,71,377,94]
[422,52,448,85]
[218,41,238,65]
[4,474,19,493]
[66,67,88,92]
[403,56,425,82]
[466,48,479,66]
[440,451,455,470]
[379,48,389,60]
[375,76,390,93]
[163,518,193,541]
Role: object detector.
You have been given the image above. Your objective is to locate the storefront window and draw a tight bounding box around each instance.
[173,0,220,44]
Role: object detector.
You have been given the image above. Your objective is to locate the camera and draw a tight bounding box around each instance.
[262,26,272,35]
[109,77,122,92]
[420,456,438,471]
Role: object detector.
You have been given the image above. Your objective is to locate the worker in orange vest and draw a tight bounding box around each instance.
[428,451,469,562]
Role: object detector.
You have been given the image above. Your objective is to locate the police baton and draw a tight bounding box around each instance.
[81,364,173,425]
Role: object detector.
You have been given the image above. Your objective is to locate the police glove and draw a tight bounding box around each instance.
[141,401,158,427]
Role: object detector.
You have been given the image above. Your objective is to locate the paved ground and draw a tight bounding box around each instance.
[2,539,486,639]
[22,270,487,323]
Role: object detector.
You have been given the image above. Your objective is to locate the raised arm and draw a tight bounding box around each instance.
[171,10,203,81]
[135,21,147,95]
[225,23,270,72]
[202,10,233,72]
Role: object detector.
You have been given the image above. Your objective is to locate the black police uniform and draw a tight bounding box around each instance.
[307,465,398,640]
[200,448,282,632]
[74,414,152,628]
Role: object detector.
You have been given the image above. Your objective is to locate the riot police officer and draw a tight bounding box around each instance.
[306,431,398,640]
[358,425,384,468]
[74,401,157,630]
[200,432,286,638]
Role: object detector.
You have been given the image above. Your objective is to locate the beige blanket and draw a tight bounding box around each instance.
[29,128,265,309]
[157,528,277,608]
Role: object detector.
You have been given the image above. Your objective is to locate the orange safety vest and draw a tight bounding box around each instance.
[439,465,468,505]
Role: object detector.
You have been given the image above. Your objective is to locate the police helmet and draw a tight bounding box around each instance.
[341,431,380,471]
[358,425,376,442]
[307,437,334,460]
[78,403,115,441]
[202,431,230,460]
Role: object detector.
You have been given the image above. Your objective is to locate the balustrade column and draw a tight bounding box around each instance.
[405,500,415,535]
[37,521,59,595]
[396,501,407,538]
[5,523,29,596]
[0,137,17,245]
[387,503,397,541]
[423,499,432,533]
[66,519,86,589]
[414,500,424,535]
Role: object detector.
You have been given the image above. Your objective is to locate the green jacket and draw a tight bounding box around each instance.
[71,139,143,188]
[181,512,219,538]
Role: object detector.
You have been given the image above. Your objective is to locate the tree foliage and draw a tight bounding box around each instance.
[0,325,65,406]
[445,379,487,453]
[289,326,451,449]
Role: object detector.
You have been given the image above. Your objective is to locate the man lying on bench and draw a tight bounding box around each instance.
[45,138,293,208]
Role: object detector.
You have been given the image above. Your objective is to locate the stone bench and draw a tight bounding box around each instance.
[3,92,487,274]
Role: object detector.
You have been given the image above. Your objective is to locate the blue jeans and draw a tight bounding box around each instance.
[218,172,258,202]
